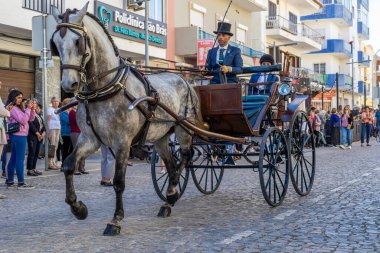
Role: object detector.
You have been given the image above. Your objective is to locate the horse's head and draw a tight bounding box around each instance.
[51,2,91,93]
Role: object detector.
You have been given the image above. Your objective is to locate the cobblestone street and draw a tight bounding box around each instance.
[1,141,379,253]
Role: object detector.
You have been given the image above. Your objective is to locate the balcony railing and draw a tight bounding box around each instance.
[266,15,298,35]
[357,21,370,39]
[300,23,325,44]
[198,29,264,58]
[358,51,370,67]
[289,67,327,84]
[22,0,64,14]
[358,0,369,10]
[301,4,353,26]
[326,73,353,90]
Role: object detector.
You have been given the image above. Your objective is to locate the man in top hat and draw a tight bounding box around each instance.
[248,54,280,95]
[205,22,243,84]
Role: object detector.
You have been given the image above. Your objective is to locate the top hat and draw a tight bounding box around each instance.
[213,22,233,36]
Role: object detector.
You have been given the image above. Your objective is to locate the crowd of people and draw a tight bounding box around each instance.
[0,84,116,199]
[307,104,380,150]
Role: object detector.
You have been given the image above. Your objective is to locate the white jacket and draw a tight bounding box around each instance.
[0,97,10,145]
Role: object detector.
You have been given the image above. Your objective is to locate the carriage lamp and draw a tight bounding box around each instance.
[278,83,291,96]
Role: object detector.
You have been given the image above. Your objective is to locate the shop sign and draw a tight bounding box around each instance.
[95,1,167,48]
[197,39,214,66]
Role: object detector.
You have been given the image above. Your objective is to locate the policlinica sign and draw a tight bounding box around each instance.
[114,11,167,36]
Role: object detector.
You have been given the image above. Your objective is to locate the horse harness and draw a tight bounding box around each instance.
[52,10,161,157]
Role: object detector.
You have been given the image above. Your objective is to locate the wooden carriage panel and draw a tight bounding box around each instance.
[195,84,254,136]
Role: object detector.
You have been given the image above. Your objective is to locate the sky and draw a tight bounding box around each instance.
[369,0,380,54]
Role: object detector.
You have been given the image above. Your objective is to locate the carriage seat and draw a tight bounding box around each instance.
[242,95,270,126]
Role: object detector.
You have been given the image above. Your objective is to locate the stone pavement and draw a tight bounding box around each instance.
[0,141,379,253]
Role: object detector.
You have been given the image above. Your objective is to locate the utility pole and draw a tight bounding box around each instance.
[349,41,354,108]
[42,14,49,171]
[145,0,149,67]
[336,72,339,110]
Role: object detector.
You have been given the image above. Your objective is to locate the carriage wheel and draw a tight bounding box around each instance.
[190,144,224,194]
[259,127,290,207]
[289,111,316,196]
[151,143,190,202]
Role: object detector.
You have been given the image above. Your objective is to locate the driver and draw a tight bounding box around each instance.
[248,54,280,95]
[205,22,243,84]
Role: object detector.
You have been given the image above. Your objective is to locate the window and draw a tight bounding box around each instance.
[236,28,246,45]
[190,9,204,29]
[149,0,163,22]
[268,1,277,17]
[0,53,10,68]
[22,0,64,14]
[289,12,298,34]
[314,63,326,74]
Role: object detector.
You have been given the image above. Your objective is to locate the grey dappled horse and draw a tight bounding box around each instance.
[51,3,199,235]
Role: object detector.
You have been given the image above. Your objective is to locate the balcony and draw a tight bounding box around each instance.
[22,0,64,14]
[358,51,370,68]
[287,0,323,15]
[289,67,327,91]
[308,39,352,59]
[357,22,370,41]
[266,16,323,50]
[358,0,369,10]
[175,26,264,59]
[358,81,370,95]
[301,4,353,27]
[232,0,267,12]
[326,74,352,91]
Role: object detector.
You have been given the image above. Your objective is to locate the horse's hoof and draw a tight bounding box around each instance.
[103,224,121,236]
[157,205,171,218]
[166,192,179,206]
[70,201,88,220]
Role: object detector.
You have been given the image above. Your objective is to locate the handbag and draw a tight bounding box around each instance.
[6,122,20,134]
[347,123,352,129]
[48,142,56,158]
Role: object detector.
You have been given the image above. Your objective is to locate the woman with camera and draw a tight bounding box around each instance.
[5,89,36,189]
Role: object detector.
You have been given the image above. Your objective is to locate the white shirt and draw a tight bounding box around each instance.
[216,44,229,64]
[48,107,61,129]
[258,74,267,90]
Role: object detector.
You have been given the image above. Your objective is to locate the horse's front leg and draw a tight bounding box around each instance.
[63,134,100,220]
[103,145,130,236]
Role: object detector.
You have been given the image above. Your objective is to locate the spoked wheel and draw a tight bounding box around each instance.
[151,141,190,202]
[258,127,290,207]
[190,144,224,194]
[289,111,316,196]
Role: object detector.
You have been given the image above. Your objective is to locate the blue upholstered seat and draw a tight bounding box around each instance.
[242,95,270,126]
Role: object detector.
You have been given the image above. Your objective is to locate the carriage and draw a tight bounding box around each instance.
[150,64,316,207]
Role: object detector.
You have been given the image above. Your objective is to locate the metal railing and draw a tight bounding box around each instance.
[289,67,327,85]
[22,0,64,14]
[198,29,264,58]
[266,15,297,35]
[300,23,324,44]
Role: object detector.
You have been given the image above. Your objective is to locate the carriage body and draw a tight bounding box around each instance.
[151,67,316,207]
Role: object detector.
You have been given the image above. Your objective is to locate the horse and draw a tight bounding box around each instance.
[51,3,200,236]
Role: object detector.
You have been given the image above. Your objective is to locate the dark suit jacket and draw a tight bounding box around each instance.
[248,73,280,95]
[205,45,243,84]
[28,113,46,138]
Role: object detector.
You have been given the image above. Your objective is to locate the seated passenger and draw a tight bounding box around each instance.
[205,22,243,84]
[248,54,280,95]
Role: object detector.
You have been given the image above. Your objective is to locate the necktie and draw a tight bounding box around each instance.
[219,48,225,65]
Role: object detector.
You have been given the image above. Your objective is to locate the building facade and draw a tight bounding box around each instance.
[174,0,267,68]
[0,0,173,102]
[301,0,371,110]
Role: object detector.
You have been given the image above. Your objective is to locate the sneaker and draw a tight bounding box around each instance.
[367,143,371,146]
[160,170,167,174]
[348,146,352,150]
[34,170,43,175]
[100,181,113,187]
[0,194,7,199]
[80,170,89,175]
[1,172,5,179]
[17,183,35,190]
[339,145,346,150]
[6,184,16,189]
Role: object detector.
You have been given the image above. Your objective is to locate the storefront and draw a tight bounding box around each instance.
[0,52,35,100]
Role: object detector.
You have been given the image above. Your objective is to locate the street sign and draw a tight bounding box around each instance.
[197,39,214,66]
[32,15,57,51]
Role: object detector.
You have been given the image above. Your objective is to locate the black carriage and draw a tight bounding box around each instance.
[150,64,316,207]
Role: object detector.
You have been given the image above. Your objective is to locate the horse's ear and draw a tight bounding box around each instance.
[77,2,89,23]
[51,6,61,23]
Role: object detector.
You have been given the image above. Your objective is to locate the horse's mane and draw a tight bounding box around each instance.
[85,12,120,57]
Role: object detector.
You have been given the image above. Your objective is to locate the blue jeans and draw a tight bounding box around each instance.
[360,123,371,144]
[1,148,6,173]
[341,127,352,145]
[7,135,27,185]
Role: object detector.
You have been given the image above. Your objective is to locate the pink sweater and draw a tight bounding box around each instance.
[8,107,36,136]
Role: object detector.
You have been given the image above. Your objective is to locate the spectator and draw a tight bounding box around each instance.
[329,108,340,147]
[47,97,61,170]
[69,103,88,175]
[6,89,36,189]
[100,144,114,186]
[26,102,45,176]
[339,106,353,150]
[0,81,11,198]
[360,106,373,147]
[375,105,380,134]
[338,105,343,116]
[59,98,73,171]
[317,110,327,147]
